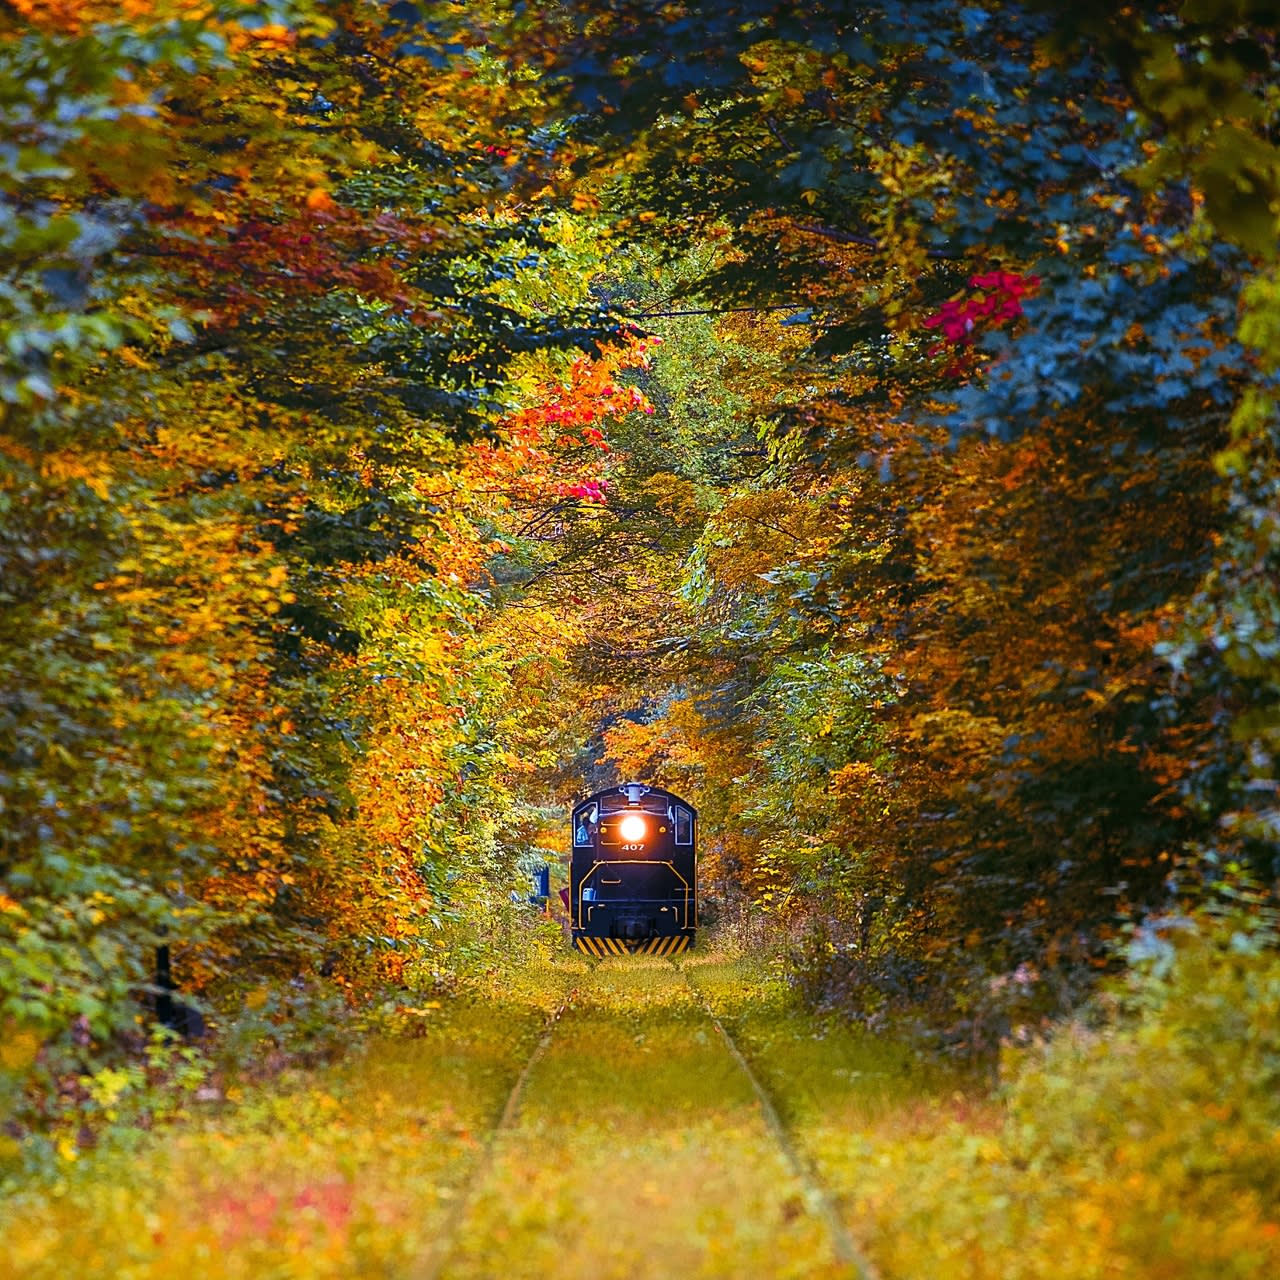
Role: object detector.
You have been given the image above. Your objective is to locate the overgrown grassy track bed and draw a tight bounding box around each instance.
[440,958,852,1279]
[4,946,1278,1279]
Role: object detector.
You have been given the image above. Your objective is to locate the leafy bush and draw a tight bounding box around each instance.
[786,911,1093,1068]
[846,907,1280,1279]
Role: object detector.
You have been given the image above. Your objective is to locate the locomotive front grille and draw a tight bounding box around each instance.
[576,859,692,932]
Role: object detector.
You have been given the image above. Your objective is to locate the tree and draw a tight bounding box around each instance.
[0,0,628,1081]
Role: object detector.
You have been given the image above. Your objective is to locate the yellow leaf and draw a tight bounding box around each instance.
[399,1002,442,1017]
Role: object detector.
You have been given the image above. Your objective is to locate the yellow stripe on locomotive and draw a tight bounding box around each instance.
[573,935,691,958]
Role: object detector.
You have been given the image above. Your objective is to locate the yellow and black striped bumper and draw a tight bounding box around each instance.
[573,935,692,957]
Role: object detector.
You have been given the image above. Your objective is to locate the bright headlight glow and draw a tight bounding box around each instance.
[619,814,647,842]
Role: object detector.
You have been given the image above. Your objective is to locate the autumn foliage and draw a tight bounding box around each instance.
[0,0,652,1128]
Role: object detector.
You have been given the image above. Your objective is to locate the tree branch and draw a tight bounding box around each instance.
[794,223,965,260]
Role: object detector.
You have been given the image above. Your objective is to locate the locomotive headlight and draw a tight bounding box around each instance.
[619,814,647,842]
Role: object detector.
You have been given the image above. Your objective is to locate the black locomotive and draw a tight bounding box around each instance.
[569,782,697,956]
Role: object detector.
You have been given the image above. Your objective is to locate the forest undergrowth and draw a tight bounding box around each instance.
[701,907,1280,1279]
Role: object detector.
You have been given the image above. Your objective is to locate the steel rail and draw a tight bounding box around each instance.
[410,986,578,1280]
[676,962,882,1280]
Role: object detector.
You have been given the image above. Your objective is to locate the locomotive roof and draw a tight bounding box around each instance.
[575,782,697,815]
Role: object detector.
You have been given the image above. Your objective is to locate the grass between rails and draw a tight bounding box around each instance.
[443,958,852,1280]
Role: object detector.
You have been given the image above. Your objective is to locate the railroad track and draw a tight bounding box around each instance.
[674,959,881,1280]
[410,986,579,1280]
[416,955,877,1279]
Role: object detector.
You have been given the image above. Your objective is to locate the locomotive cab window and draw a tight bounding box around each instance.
[674,805,693,845]
[573,805,597,846]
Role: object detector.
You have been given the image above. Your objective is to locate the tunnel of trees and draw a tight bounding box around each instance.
[2,0,1279,1087]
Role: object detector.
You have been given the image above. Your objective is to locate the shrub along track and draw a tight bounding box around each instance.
[1,974,572,1279]
[421,955,875,1280]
